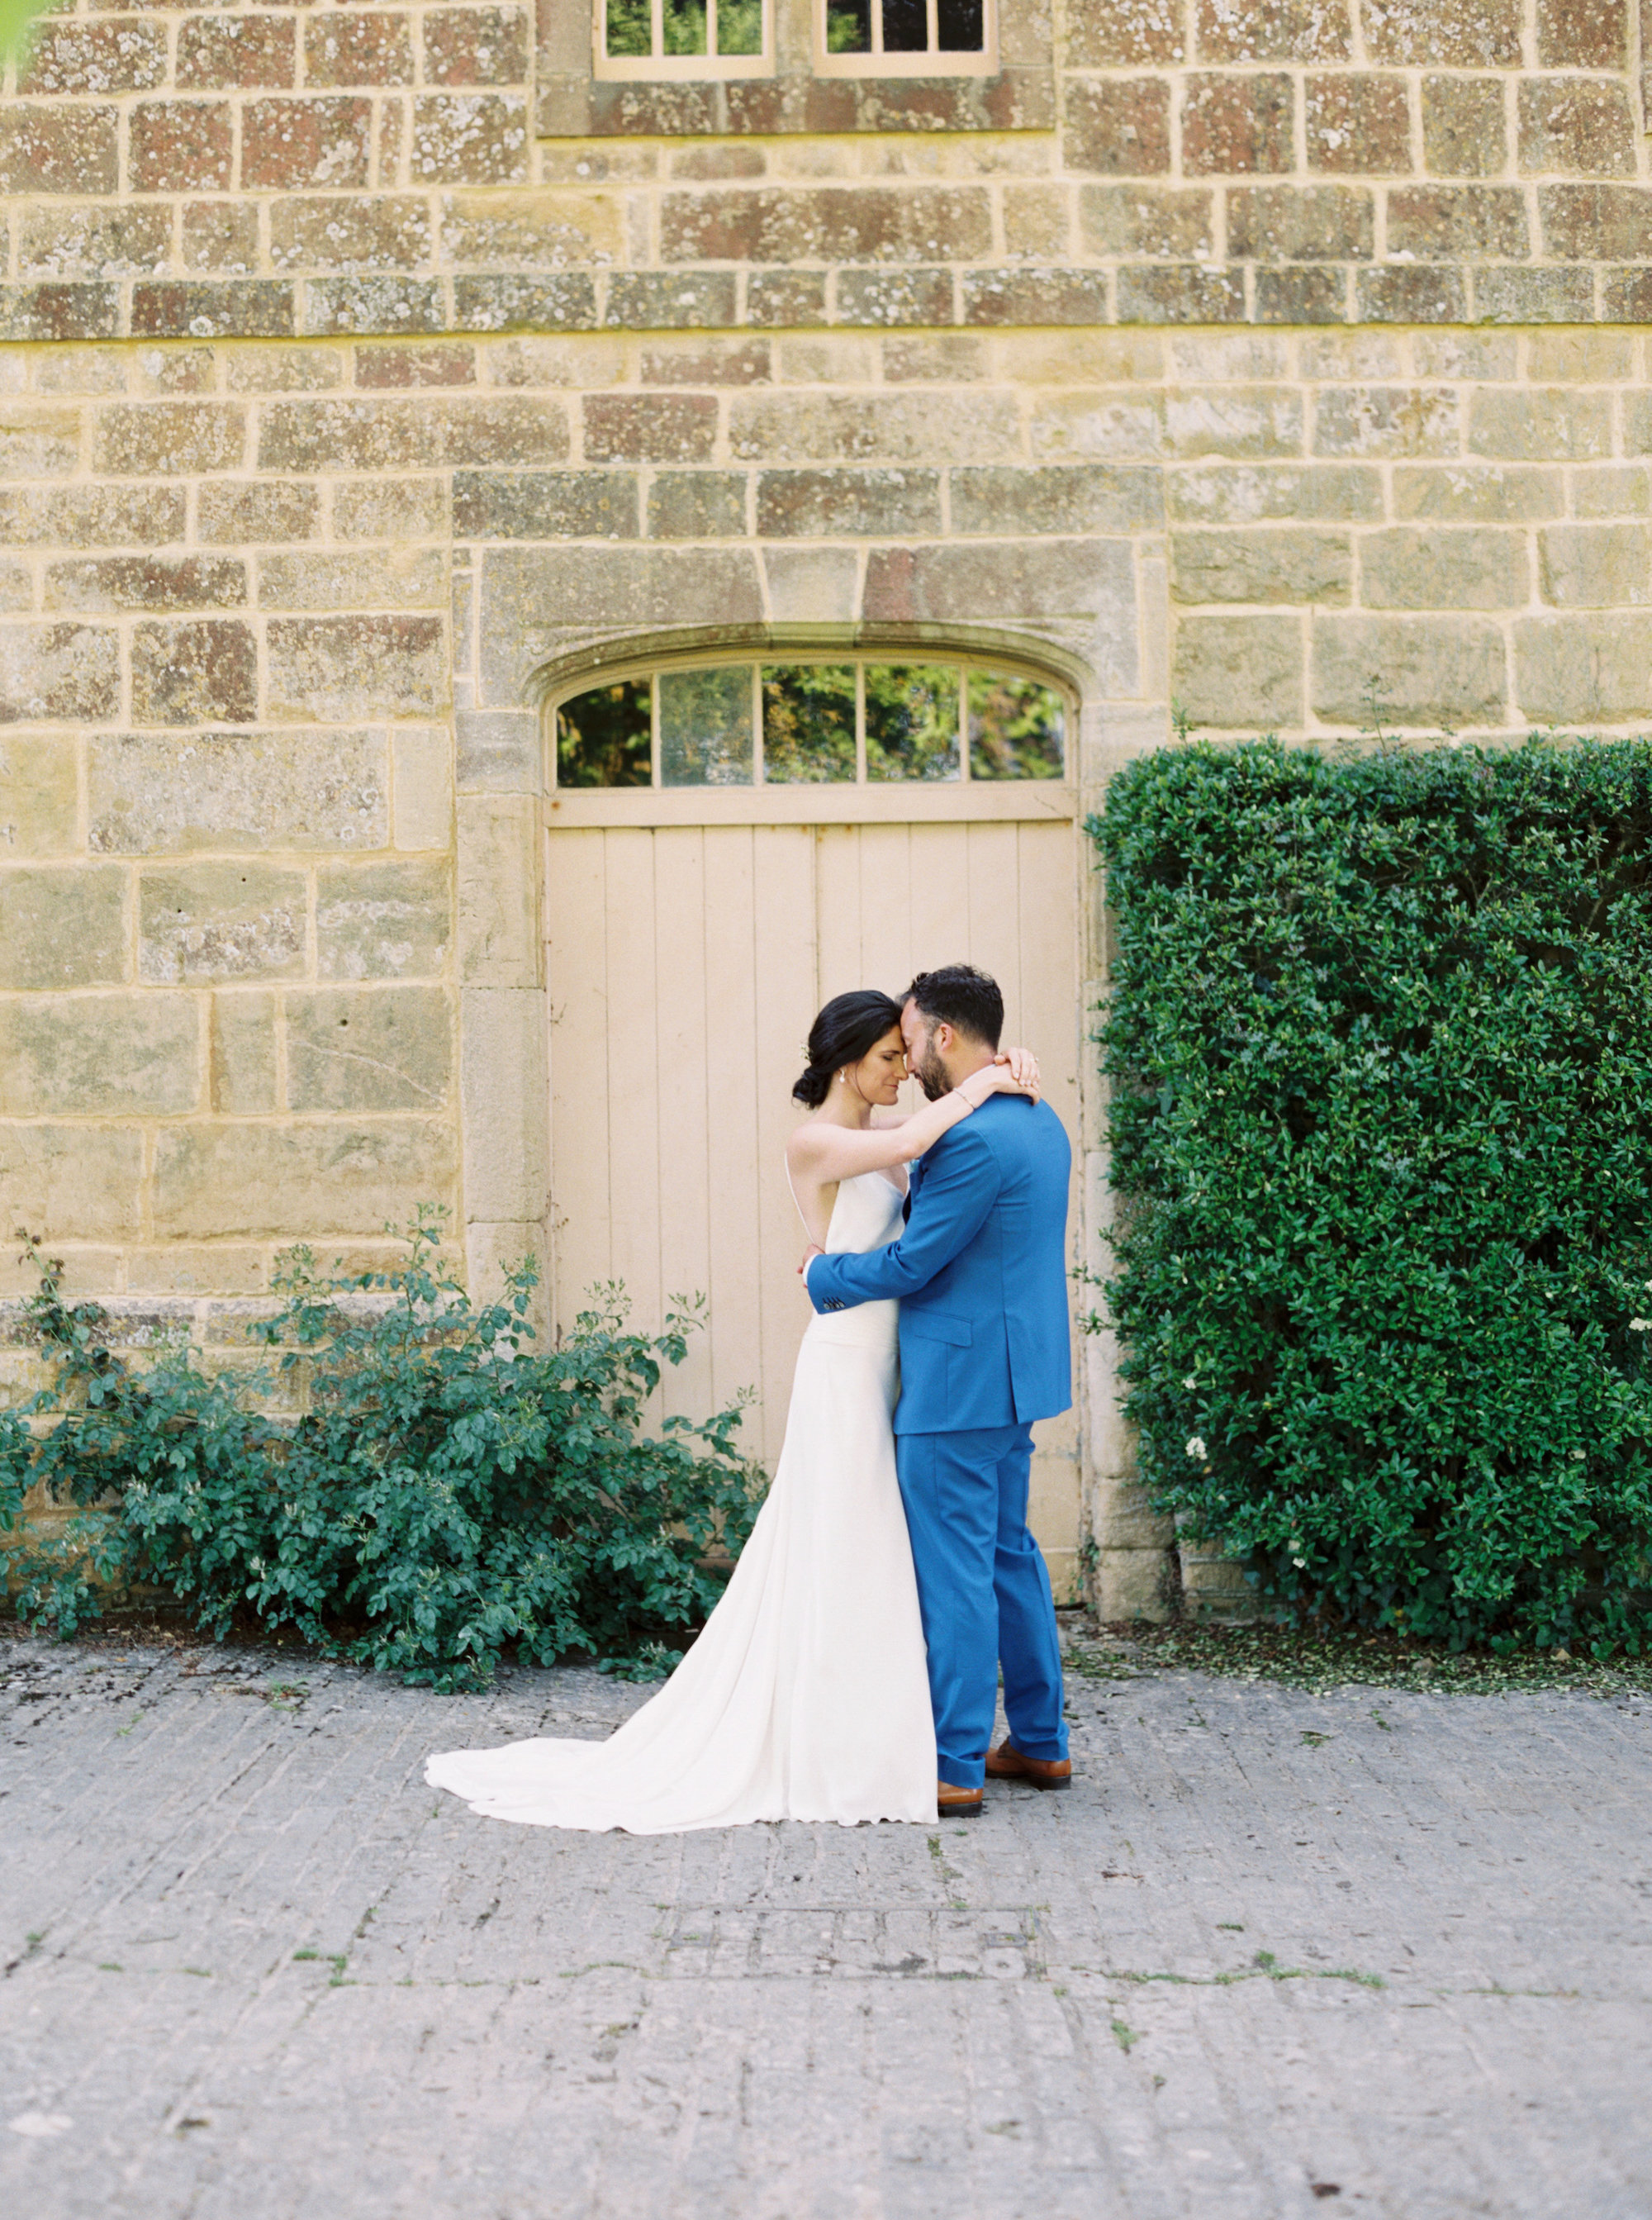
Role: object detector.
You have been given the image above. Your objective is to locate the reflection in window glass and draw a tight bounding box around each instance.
[762,665,856,783]
[662,0,710,53]
[557,678,652,788]
[968,672,1066,782]
[866,665,960,782]
[881,0,926,47]
[718,0,765,50]
[937,0,984,46]
[660,666,753,787]
[605,0,652,56]
[824,0,871,48]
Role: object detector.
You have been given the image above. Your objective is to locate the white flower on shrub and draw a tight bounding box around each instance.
[1185,1435,1206,1461]
[1631,1319,1652,1333]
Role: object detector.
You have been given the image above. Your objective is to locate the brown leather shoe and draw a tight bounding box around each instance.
[936,1779,984,1818]
[985,1739,1072,1790]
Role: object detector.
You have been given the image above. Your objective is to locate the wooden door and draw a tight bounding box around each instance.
[544,816,1083,1598]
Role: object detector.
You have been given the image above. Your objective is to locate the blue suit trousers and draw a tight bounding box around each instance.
[896,1423,1069,1790]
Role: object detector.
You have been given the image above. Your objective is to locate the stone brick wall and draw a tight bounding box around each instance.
[2,0,1650,1612]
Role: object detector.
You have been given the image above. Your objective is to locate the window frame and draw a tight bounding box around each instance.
[814,0,997,79]
[593,0,775,82]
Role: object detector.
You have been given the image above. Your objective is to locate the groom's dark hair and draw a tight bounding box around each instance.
[904,965,1004,1050]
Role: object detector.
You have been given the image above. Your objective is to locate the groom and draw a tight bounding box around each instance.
[804,964,1072,1818]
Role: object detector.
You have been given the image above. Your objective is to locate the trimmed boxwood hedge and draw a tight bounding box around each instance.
[1091,736,1652,1653]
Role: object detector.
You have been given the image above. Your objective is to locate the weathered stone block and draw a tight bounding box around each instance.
[0,993,200,1118]
[583,393,717,465]
[1314,386,1459,457]
[392,728,452,851]
[865,541,1139,695]
[0,623,119,725]
[140,863,306,985]
[1313,614,1506,724]
[286,986,453,1113]
[0,103,118,195]
[1173,528,1351,604]
[1536,0,1627,64]
[225,348,344,395]
[1115,265,1246,322]
[1196,0,1352,59]
[662,185,993,265]
[270,196,432,273]
[178,15,297,89]
[602,272,735,329]
[1029,389,1165,461]
[952,465,1163,535]
[0,866,126,990]
[267,616,446,722]
[206,994,277,1115]
[1174,613,1302,725]
[1167,462,1383,522]
[1079,185,1213,260]
[1181,74,1293,174]
[729,391,1018,466]
[257,549,446,611]
[460,986,547,1225]
[323,478,441,544]
[1069,0,1184,60]
[755,469,941,538]
[0,484,184,549]
[133,620,259,726]
[1538,525,1652,608]
[1256,269,1350,322]
[182,203,262,275]
[1469,390,1612,461]
[0,1124,146,1243]
[1472,269,1596,324]
[1518,77,1636,176]
[480,546,762,700]
[134,282,297,342]
[88,730,388,855]
[197,481,321,544]
[762,546,857,623]
[745,273,827,328]
[647,472,748,539]
[1421,77,1507,178]
[1356,267,1467,322]
[19,17,168,95]
[241,97,373,190]
[424,7,530,85]
[0,406,82,481]
[438,397,569,467]
[439,188,621,268]
[1388,187,1529,259]
[95,402,244,477]
[1392,466,1561,522]
[151,1122,458,1241]
[16,206,171,282]
[1540,183,1652,260]
[0,284,121,344]
[0,736,78,857]
[961,270,1112,326]
[454,708,538,794]
[1363,0,1521,63]
[1304,73,1411,174]
[835,270,957,327]
[411,94,529,185]
[456,793,539,986]
[1229,185,1374,259]
[303,278,444,336]
[131,100,232,194]
[46,558,246,613]
[258,398,435,472]
[316,858,450,981]
[1360,527,1527,609]
[1061,78,1172,176]
[1515,615,1652,722]
[303,14,415,86]
[1166,387,1303,460]
[639,339,770,388]
[1572,465,1652,518]
[451,468,636,540]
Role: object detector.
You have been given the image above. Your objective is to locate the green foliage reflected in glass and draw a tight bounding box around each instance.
[1094,734,1652,1658]
[825,0,871,49]
[662,0,709,53]
[717,0,764,51]
[762,665,856,784]
[605,0,652,57]
[865,664,960,783]
[968,673,1066,781]
[557,678,651,789]
[660,664,753,786]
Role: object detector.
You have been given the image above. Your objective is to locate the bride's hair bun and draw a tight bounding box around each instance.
[792,988,903,1107]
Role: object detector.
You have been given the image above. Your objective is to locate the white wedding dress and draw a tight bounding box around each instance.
[425,1169,938,1832]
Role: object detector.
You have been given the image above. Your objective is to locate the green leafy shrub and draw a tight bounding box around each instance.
[1,1223,756,1689]
[1092,736,1652,1653]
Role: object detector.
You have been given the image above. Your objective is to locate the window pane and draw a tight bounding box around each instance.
[716,0,764,51]
[865,665,960,782]
[881,0,928,49]
[660,666,753,787]
[824,0,871,48]
[605,0,653,57]
[557,679,652,789]
[968,671,1066,781]
[762,665,856,784]
[936,0,983,48]
[662,0,709,54]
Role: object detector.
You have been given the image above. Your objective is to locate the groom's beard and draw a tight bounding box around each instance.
[914,1047,950,1101]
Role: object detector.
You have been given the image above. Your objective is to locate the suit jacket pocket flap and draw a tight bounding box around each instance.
[903,1310,972,1348]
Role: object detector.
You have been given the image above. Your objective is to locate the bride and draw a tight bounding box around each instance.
[425,989,1039,1833]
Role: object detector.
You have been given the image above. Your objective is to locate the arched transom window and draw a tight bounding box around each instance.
[553,656,1066,791]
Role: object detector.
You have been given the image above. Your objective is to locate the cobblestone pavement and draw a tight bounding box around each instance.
[2,1628,1648,2220]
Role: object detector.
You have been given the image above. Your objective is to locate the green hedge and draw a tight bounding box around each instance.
[1091,737,1652,1652]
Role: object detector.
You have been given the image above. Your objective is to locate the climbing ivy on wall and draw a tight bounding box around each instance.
[1091,736,1652,1653]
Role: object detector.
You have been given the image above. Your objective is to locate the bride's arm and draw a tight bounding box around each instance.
[787,1053,1038,1186]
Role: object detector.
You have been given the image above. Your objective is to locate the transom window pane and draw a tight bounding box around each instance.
[823,0,984,54]
[604,0,769,64]
[552,659,1066,789]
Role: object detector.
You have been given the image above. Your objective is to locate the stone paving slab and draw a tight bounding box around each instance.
[2,1628,1649,2219]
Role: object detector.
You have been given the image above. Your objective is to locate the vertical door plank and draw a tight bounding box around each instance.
[545,830,612,1333]
[652,827,713,1425]
[908,823,970,983]
[856,822,912,996]
[814,823,864,1005]
[701,827,764,1438]
[601,829,664,1364]
[751,825,820,1467]
[961,819,1023,1039]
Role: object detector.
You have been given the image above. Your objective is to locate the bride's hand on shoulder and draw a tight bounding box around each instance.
[980,1045,1041,1101]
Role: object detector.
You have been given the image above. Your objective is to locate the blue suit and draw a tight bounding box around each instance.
[807,1096,1073,1789]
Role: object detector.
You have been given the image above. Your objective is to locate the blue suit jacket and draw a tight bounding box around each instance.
[806,1095,1073,1435]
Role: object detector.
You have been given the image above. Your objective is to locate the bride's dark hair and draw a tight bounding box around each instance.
[793,989,904,1108]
